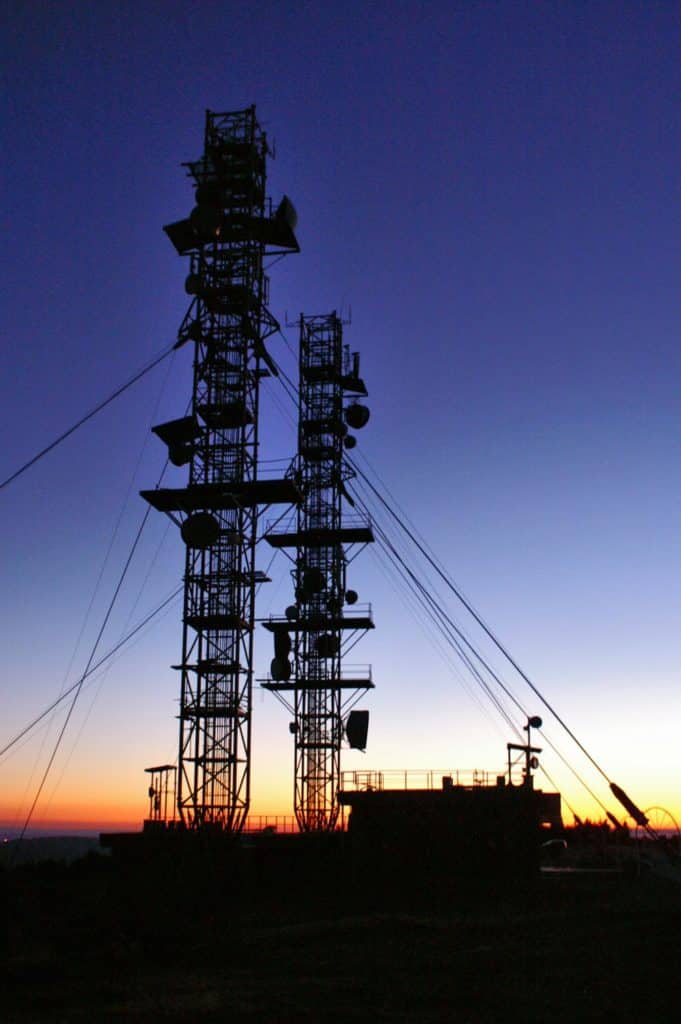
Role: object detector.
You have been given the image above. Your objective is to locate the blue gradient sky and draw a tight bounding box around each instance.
[1,2,679,829]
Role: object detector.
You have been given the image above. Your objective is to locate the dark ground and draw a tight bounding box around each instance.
[2,852,680,1022]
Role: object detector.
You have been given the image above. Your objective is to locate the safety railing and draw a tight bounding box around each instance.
[242,815,300,834]
[339,768,507,792]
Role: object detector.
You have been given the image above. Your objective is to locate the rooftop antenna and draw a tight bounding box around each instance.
[507,715,543,788]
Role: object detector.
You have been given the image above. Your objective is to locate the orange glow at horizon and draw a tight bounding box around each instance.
[0,781,299,834]
[3,778,679,835]
[3,693,678,836]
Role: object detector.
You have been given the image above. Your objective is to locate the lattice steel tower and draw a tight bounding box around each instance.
[142,107,299,831]
[264,313,374,831]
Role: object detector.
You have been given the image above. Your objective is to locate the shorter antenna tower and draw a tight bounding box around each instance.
[263,312,374,831]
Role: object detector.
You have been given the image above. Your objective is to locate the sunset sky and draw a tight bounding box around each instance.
[1,2,679,834]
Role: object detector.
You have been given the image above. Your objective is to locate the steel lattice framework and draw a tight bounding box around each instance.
[264,313,374,831]
[143,107,299,831]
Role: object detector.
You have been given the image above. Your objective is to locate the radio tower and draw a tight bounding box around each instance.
[142,107,299,832]
[263,313,374,831]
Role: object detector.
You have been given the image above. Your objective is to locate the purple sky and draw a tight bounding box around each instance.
[1,2,679,827]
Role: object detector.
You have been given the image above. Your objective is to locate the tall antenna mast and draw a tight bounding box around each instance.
[264,312,374,831]
[142,106,299,832]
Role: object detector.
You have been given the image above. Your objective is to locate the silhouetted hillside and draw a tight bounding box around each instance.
[0,836,103,867]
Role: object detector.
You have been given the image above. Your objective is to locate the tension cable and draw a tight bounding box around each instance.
[1,342,177,491]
